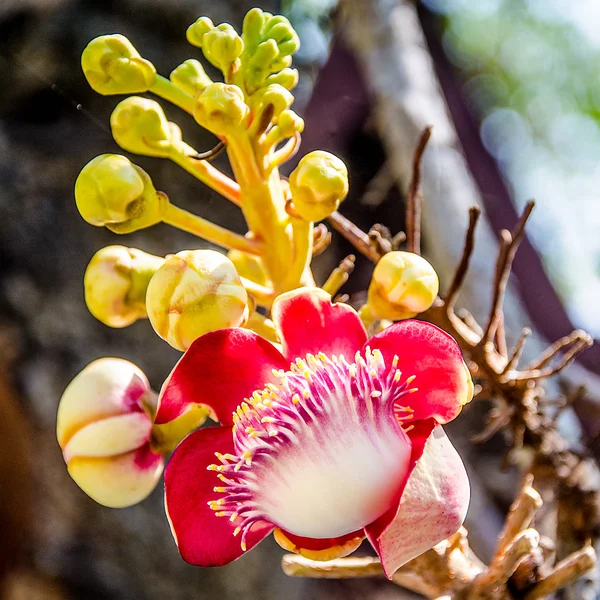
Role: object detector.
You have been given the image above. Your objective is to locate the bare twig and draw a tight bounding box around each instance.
[327,211,382,263]
[406,126,433,255]
[503,328,532,374]
[445,206,481,309]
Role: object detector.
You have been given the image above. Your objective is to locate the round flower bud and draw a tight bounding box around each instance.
[110,96,175,158]
[74,154,166,234]
[57,358,164,508]
[258,84,294,119]
[289,151,349,222]
[84,245,165,328]
[146,249,249,351]
[169,59,212,96]
[81,34,156,95]
[193,83,250,136]
[201,24,244,71]
[367,251,439,320]
[186,16,215,47]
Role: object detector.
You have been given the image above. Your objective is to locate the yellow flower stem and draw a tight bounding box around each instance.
[226,138,303,292]
[245,311,278,342]
[161,201,263,256]
[240,277,276,308]
[150,75,194,114]
[286,217,313,290]
[170,141,242,206]
[267,132,301,173]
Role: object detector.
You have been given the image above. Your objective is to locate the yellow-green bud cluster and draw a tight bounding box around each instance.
[84,245,164,328]
[146,249,249,351]
[367,251,439,320]
[81,34,156,95]
[75,154,167,234]
[240,8,300,94]
[289,151,349,222]
[187,18,243,73]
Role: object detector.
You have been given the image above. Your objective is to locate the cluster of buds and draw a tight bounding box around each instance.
[58,6,450,577]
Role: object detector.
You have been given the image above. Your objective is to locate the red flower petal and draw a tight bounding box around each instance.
[366,425,470,577]
[271,288,367,361]
[156,328,288,426]
[164,426,274,566]
[367,320,473,424]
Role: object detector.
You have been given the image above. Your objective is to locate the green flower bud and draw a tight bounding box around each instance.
[110,97,177,158]
[193,82,250,136]
[75,154,166,234]
[367,251,439,320]
[202,24,244,71]
[146,249,249,351]
[84,245,165,328]
[259,84,294,118]
[289,151,349,222]
[186,16,215,47]
[277,109,304,137]
[81,34,156,95]
[264,68,299,91]
[242,8,268,51]
[169,59,212,96]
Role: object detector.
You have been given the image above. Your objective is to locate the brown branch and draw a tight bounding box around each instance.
[496,474,543,556]
[445,206,481,309]
[483,201,535,348]
[502,328,532,374]
[524,545,596,600]
[327,211,381,263]
[527,330,593,372]
[406,126,433,254]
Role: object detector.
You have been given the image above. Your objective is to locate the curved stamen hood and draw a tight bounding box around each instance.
[208,349,413,546]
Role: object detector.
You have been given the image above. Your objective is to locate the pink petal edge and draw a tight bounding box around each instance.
[367,425,470,578]
[164,426,274,566]
[367,320,473,424]
[155,328,288,426]
[271,287,367,362]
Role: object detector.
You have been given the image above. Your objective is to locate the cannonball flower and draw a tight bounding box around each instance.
[57,358,164,508]
[157,288,473,575]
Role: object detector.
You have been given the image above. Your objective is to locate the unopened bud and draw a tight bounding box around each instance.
[258,84,294,119]
[186,16,215,47]
[193,83,249,136]
[264,68,299,91]
[81,34,156,95]
[277,110,304,137]
[201,24,244,71]
[289,151,348,222]
[146,249,249,351]
[84,245,165,327]
[57,358,164,508]
[367,251,439,320]
[110,96,178,158]
[170,59,212,96]
[75,154,166,233]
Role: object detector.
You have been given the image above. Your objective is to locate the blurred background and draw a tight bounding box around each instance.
[0,0,599,598]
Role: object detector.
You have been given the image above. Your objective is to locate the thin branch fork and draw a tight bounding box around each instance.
[406,126,433,255]
[327,211,382,263]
